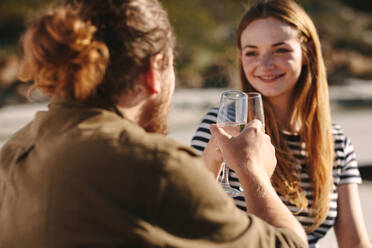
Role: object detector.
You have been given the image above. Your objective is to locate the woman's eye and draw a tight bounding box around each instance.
[244,51,257,56]
[276,48,291,53]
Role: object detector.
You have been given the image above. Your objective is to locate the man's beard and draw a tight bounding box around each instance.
[138,91,170,135]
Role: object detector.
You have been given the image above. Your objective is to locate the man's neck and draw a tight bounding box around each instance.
[115,91,148,125]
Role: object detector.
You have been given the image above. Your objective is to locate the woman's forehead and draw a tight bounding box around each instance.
[240,17,299,47]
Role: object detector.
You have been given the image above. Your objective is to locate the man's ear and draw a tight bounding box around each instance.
[143,53,164,95]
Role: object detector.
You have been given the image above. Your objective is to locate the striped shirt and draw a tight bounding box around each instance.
[191,107,362,248]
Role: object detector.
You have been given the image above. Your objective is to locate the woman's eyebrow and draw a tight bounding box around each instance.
[242,44,258,49]
[272,41,287,47]
[242,41,289,49]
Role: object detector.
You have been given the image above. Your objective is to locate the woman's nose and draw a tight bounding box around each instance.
[260,54,275,69]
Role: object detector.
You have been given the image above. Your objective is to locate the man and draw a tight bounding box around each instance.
[0,0,307,247]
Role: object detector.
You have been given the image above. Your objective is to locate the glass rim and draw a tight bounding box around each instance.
[246,92,262,98]
[220,90,247,99]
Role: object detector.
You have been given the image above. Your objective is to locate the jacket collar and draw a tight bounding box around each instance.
[49,96,125,119]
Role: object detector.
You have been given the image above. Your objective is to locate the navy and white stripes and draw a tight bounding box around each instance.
[191,108,362,248]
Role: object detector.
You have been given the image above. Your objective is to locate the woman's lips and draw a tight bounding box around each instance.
[256,73,285,83]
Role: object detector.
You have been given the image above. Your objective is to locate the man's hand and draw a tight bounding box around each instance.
[210,120,276,181]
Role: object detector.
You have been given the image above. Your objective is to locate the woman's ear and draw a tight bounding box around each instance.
[143,53,164,95]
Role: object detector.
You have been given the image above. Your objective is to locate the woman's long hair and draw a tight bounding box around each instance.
[236,0,334,232]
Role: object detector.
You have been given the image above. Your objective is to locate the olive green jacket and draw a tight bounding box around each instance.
[0,98,305,248]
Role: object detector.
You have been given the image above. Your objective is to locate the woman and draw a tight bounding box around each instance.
[191,0,371,247]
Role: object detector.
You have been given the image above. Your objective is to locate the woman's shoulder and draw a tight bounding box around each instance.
[204,107,219,118]
[331,123,350,144]
[191,107,218,153]
[198,107,219,124]
[331,123,344,135]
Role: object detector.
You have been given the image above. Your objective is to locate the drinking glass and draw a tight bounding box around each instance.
[247,92,265,131]
[216,90,248,197]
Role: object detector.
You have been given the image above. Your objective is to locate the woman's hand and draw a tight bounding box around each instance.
[201,135,224,180]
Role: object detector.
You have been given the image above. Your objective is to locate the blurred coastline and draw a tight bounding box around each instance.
[1,0,372,93]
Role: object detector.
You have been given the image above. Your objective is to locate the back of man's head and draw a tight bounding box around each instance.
[18,0,175,102]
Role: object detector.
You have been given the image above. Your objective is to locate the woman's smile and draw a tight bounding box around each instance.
[255,73,285,83]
